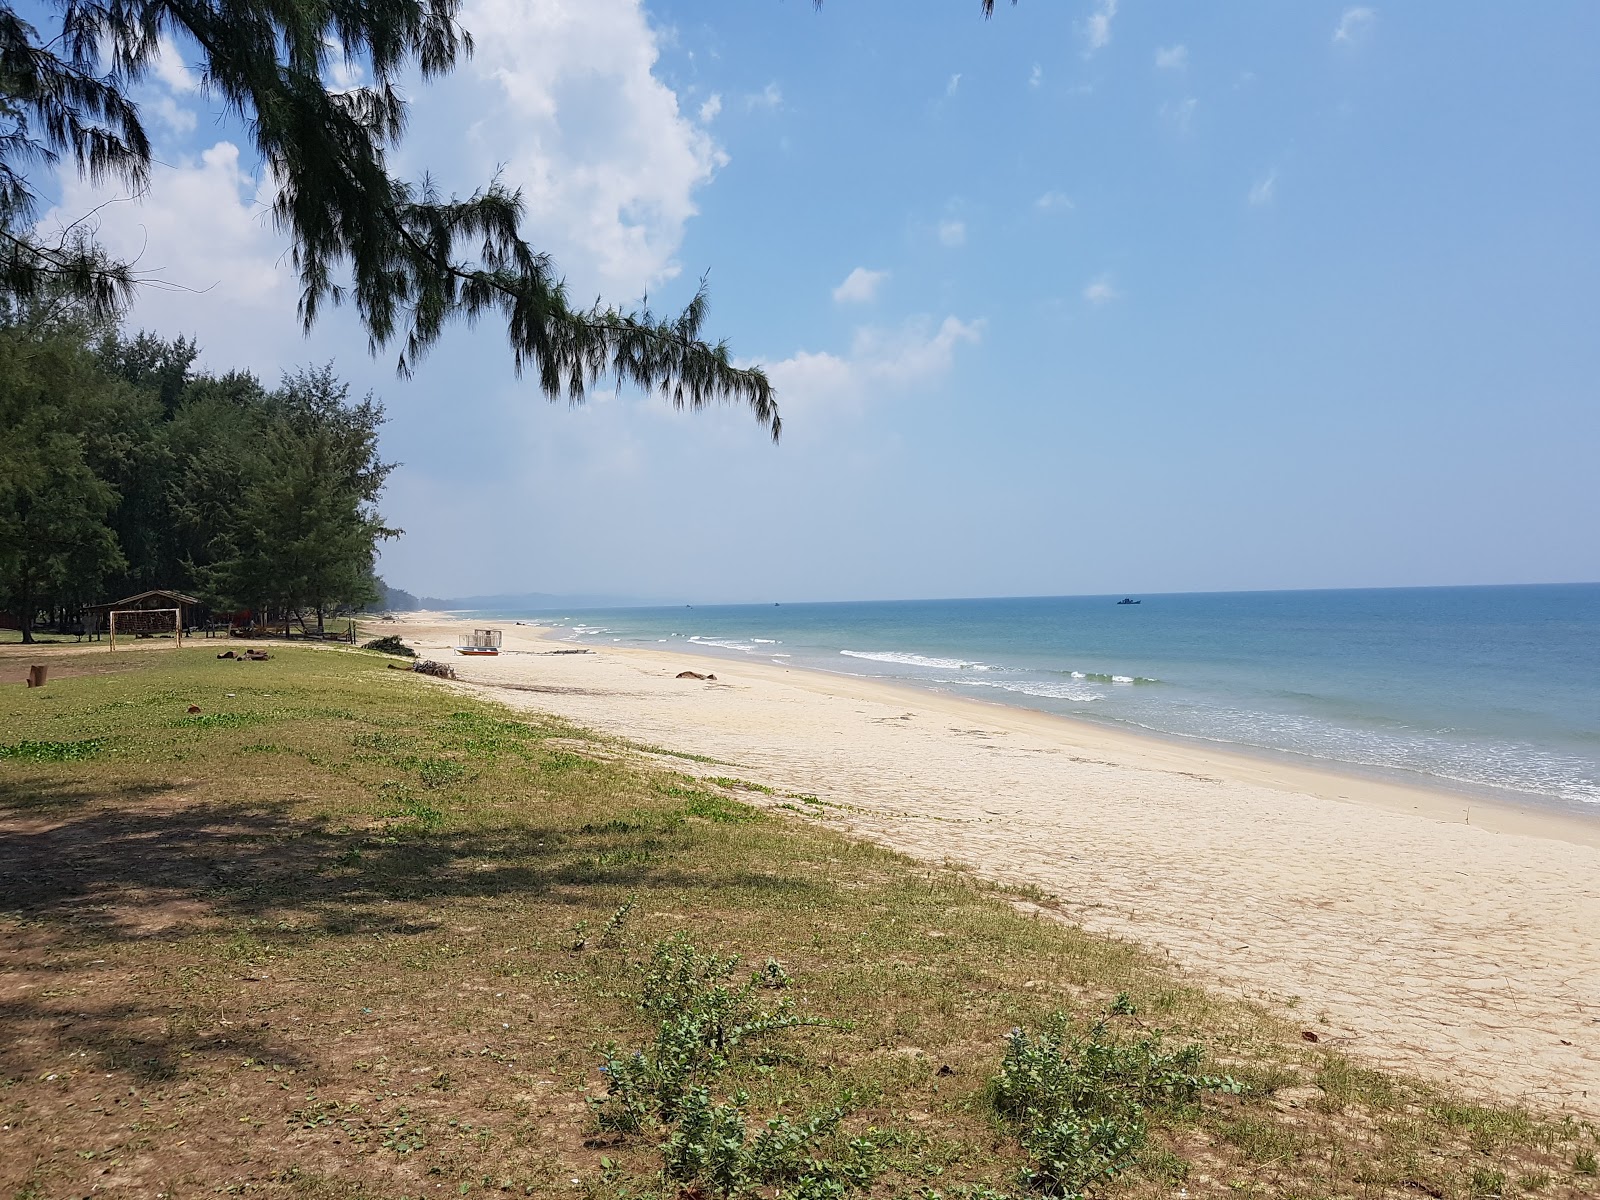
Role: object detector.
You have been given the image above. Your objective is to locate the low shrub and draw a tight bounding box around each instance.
[361,634,415,657]
[593,935,878,1199]
[989,1003,1238,1197]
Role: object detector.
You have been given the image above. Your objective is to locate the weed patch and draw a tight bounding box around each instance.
[989,1001,1238,1197]
[594,936,879,1198]
[0,738,108,761]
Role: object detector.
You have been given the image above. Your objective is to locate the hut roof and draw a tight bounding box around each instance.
[85,589,203,612]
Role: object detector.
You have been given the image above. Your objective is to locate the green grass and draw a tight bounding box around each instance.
[0,644,1594,1199]
[0,737,109,761]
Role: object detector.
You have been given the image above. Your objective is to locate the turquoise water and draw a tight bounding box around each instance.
[481,585,1600,812]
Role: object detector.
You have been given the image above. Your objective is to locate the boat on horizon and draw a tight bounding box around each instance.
[1117,597,1142,605]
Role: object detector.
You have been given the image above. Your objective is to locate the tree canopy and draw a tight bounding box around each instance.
[0,304,398,640]
[1,0,786,437]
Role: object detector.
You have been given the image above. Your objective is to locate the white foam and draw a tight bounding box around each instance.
[958,678,1104,703]
[841,649,990,671]
[690,635,758,652]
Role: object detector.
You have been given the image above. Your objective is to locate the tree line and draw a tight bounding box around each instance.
[0,302,395,642]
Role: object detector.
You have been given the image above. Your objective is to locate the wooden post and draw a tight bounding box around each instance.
[26,664,47,688]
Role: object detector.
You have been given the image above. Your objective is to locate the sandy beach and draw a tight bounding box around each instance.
[385,612,1600,1118]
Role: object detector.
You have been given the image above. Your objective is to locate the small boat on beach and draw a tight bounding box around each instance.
[455,628,503,656]
[1117,598,1141,605]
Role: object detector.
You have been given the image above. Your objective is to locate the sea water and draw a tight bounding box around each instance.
[477,584,1600,813]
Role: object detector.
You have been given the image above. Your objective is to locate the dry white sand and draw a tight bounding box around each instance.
[388,613,1600,1118]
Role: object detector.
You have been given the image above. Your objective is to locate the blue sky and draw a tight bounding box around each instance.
[38,1,1600,601]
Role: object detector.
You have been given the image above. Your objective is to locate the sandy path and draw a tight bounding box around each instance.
[388,616,1600,1118]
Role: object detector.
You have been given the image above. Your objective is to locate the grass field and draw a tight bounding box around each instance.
[1,644,1595,1198]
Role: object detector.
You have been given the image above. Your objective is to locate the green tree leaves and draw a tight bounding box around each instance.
[0,308,396,633]
[2,0,779,436]
[0,316,129,639]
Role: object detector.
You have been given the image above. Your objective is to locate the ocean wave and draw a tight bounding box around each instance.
[689,635,759,652]
[956,678,1104,703]
[841,649,992,671]
[1065,670,1160,684]
[1103,705,1600,808]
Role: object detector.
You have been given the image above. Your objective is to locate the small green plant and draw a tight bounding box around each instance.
[753,958,790,989]
[361,634,416,657]
[989,1010,1237,1197]
[175,711,266,729]
[378,780,443,833]
[706,776,775,794]
[1573,1148,1598,1175]
[379,1109,427,1154]
[0,737,108,761]
[601,895,638,944]
[416,756,465,788]
[1469,1166,1507,1197]
[592,936,871,1198]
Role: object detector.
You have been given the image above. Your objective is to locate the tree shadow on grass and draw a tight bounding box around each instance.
[0,777,833,948]
[0,996,307,1085]
[0,772,179,816]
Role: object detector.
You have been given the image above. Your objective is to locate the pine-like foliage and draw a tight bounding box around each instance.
[1,0,781,437]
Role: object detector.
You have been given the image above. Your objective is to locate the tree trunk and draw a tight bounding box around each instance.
[316,605,325,635]
[18,580,34,644]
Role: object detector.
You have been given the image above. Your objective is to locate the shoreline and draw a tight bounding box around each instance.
[380,610,1600,1116]
[514,615,1600,846]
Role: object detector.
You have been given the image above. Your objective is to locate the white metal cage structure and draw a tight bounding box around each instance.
[108,608,183,650]
[454,628,503,656]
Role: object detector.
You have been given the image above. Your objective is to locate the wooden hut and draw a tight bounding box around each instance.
[83,589,207,636]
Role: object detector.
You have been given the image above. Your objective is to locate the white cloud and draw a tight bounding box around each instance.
[320,36,367,93]
[832,266,889,305]
[152,35,199,93]
[746,81,783,111]
[946,73,962,97]
[44,0,733,374]
[1029,63,1043,89]
[40,143,303,370]
[1083,0,1119,55]
[765,316,984,426]
[1154,44,1188,70]
[1082,274,1119,306]
[1162,96,1198,135]
[937,218,966,247]
[1249,169,1278,206]
[399,0,730,299]
[151,95,197,135]
[1034,191,1073,213]
[1333,7,1376,45]
[698,93,722,122]
[328,58,366,93]
[850,316,983,384]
